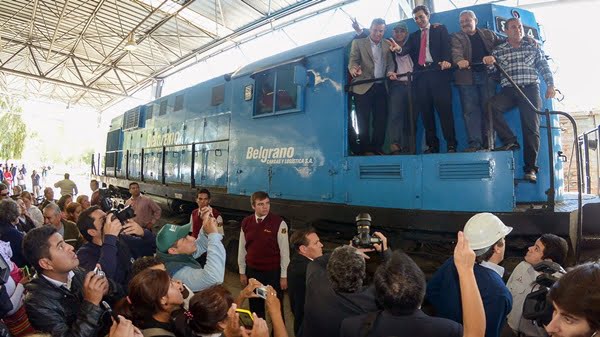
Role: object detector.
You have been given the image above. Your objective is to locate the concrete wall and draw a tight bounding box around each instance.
[560,110,600,195]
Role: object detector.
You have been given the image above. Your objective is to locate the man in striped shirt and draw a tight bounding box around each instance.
[483,18,555,183]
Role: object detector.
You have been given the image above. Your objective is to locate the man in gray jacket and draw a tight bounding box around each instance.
[348,18,395,155]
[451,10,501,152]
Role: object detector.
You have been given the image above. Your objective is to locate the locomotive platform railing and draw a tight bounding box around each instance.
[578,125,600,195]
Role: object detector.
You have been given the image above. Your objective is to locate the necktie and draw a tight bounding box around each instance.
[418,28,428,66]
[257,218,263,224]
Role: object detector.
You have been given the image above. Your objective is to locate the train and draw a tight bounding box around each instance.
[94,3,599,262]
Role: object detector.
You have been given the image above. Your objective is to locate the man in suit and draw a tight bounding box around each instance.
[348,18,395,155]
[452,10,501,152]
[287,228,323,336]
[400,5,456,153]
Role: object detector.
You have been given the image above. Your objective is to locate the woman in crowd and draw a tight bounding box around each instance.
[176,284,286,337]
[65,202,83,223]
[19,192,43,227]
[15,198,35,233]
[119,268,185,337]
[76,195,91,210]
[0,199,26,267]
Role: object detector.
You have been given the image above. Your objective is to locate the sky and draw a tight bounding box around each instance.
[18,0,600,162]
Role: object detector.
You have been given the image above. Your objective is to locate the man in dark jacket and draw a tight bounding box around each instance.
[301,233,389,337]
[451,10,501,151]
[399,5,456,154]
[22,226,123,337]
[287,228,324,335]
[76,205,156,289]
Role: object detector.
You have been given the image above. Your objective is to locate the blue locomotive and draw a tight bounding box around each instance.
[96,4,589,254]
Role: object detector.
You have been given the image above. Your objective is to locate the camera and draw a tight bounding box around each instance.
[93,266,105,278]
[522,261,564,326]
[254,286,267,299]
[351,213,382,249]
[109,205,136,225]
[98,186,136,224]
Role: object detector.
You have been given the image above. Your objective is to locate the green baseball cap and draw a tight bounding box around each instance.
[156,223,191,253]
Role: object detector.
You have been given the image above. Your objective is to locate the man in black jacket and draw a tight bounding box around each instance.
[301,232,389,337]
[22,226,123,337]
[287,228,324,335]
[400,5,456,153]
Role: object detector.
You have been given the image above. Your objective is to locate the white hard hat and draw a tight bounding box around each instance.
[463,213,513,251]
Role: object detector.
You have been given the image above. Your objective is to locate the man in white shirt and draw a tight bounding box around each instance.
[506,233,568,337]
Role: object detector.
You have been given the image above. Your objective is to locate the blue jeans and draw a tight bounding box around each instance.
[458,71,497,148]
[387,81,411,150]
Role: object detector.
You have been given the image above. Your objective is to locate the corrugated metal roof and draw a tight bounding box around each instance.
[0,0,352,109]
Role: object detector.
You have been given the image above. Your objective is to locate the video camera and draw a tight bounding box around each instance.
[351,213,382,249]
[522,260,564,326]
[98,186,136,225]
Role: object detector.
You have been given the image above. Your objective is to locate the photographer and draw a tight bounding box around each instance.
[23,226,124,337]
[544,262,599,337]
[76,206,156,289]
[506,234,568,337]
[301,231,389,337]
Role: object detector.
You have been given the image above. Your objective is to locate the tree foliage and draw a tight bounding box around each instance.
[0,96,27,160]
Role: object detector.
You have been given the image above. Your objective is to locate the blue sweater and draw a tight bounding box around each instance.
[0,225,26,267]
[426,257,512,337]
[76,230,155,287]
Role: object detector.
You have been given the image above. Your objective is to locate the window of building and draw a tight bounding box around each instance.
[159,100,168,116]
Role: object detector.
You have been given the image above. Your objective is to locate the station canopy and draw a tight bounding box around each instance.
[0,0,571,111]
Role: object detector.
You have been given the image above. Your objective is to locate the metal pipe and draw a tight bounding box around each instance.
[583,133,591,194]
[191,143,196,188]
[141,148,145,182]
[161,146,167,185]
[126,150,130,180]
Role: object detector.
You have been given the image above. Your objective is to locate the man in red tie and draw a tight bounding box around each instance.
[399,5,456,154]
[238,191,290,319]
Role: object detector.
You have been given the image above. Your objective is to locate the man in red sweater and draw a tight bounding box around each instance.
[189,188,224,238]
[238,191,290,319]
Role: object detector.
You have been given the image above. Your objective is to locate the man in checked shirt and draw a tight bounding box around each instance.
[483,17,556,183]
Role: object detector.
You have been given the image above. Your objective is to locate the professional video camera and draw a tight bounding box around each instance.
[522,260,565,326]
[97,186,136,225]
[351,213,382,249]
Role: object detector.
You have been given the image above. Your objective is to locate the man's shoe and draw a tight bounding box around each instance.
[424,147,439,154]
[447,146,457,153]
[494,142,520,151]
[524,170,537,183]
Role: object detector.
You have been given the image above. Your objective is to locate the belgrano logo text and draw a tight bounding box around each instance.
[246,146,313,165]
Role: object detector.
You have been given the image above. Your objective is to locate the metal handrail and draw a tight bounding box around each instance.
[578,125,599,195]
[493,62,583,262]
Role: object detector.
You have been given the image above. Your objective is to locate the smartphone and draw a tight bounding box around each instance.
[101,301,120,323]
[235,308,253,328]
[254,286,267,299]
[92,266,105,278]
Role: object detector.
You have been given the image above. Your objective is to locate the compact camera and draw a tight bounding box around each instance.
[254,286,268,299]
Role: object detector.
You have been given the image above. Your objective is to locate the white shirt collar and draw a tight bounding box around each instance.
[420,23,431,31]
[369,36,381,47]
[42,270,75,290]
[480,261,505,277]
[255,215,265,222]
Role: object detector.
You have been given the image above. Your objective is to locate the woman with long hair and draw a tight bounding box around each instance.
[176,284,286,337]
[119,268,184,337]
[65,202,83,223]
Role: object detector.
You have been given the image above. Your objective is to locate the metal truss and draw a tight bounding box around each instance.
[0,0,344,110]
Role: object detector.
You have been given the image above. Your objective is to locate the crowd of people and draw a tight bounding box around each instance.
[349,6,556,183]
[0,4,597,337]
[0,177,598,337]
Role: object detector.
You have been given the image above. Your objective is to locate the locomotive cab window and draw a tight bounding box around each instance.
[253,64,303,116]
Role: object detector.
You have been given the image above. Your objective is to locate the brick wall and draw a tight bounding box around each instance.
[559,110,600,195]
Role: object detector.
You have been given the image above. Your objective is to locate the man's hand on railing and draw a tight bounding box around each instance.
[349,65,362,78]
[482,56,495,65]
[457,60,470,69]
[439,61,452,70]
[387,71,397,81]
[546,85,557,99]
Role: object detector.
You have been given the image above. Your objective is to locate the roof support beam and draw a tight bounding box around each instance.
[0,66,128,97]
[28,45,43,76]
[28,0,40,39]
[68,0,107,54]
[46,0,70,61]
[72,57,86,86]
